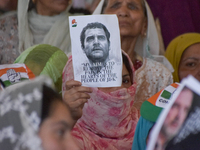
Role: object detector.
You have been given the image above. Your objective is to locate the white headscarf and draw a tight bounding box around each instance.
[93,0,174,72]
[17,0,73,56]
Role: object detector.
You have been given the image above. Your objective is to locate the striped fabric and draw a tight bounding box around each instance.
[0,63,35,88]
[141,83,179,122]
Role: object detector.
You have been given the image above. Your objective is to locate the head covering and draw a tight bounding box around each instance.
[0,63,35,89]
[132,83,179,150]
[17,0,73,56]
[92,0,173,72]
[62,51,139,149]
[0,75,53,150]
[14,44,68,94]
[165,33,200,82]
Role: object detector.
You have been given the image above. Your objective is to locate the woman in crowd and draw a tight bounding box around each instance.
[62,52,139,149]
[0,0,72,64]
[0,76,79,150]
[93,0,173,111]
[165,33,200,82]
[132,33,200,150]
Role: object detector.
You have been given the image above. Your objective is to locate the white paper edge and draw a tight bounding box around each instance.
[147,75,200,150]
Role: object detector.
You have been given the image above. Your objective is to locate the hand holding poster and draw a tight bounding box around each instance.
[147,76,200,150]
[69,15,122,87]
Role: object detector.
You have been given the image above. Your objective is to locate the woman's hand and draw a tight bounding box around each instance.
[63,80,92,123]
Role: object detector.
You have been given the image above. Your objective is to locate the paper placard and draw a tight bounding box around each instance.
[147,75,200,150]
[69,15,122,87]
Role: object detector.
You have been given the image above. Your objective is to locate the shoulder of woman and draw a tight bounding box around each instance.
[0,11,18,31]
[0,11,19,64]
[144,58,171,72]
[137,58,173,82]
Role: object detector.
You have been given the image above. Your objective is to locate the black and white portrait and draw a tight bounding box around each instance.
[80,22,110,73]
[69,15,122,87]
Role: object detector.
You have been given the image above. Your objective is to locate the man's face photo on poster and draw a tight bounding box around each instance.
[69,15,122,87]
[80,22,110,66]
[147,76,200,150]
[162,88,193,139]
[155,87,193,150]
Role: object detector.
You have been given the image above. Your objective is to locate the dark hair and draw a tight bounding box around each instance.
[122,53,133,84]
[28,0,36,11]
[141,0,147,17]
[101,0,147,17]
[69,7,91,15]
[80,22,110,49]
[40,84,63,123]
[101,0,108,14]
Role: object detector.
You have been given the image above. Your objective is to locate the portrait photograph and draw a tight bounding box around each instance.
[69,15,122,87]
[147,76,200,150]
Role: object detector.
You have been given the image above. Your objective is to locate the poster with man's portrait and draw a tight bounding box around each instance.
[147,76,200,150]
[69,15,122,87]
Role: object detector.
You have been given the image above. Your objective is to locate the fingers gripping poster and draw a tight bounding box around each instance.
[69,15,122,87]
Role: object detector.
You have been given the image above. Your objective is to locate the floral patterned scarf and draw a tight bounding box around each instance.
[62,52,139,150]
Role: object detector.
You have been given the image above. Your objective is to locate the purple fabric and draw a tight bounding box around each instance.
[146,0,200,48]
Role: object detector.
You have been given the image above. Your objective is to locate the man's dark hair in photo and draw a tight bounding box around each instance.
[80,22,110,49]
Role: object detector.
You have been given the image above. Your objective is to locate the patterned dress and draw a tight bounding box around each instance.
[0,11,19,64]
[134,58,173,112]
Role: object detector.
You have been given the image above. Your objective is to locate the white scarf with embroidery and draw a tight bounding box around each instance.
[17,0,72,56]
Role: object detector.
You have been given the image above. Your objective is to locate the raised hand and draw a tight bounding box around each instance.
[63,80,92,124]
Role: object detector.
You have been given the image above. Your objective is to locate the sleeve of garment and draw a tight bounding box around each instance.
[134,58,173,113]
[0,11,19,64]
[156,62,173,92]
[132,117,154,150]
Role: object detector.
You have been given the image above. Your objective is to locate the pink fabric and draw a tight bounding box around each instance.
[62,53,139,150]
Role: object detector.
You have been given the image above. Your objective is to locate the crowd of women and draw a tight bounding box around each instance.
[0,0,200,150]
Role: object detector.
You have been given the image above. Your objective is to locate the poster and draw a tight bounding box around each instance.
[69,15,122,87]
[147,76,200,150]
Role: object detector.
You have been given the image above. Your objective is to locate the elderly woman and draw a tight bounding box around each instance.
[165,33,200,82]
[93,0,173,111]
[0,0,72,64]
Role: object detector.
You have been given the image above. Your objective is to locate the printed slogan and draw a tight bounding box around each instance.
[80,61,117,83]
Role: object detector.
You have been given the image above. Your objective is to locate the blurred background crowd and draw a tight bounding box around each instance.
[1,0,200,49]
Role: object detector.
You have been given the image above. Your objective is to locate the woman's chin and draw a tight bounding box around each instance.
[119,26,131,35]
[120,31,133,38]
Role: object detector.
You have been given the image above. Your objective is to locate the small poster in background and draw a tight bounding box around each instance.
[147,76,200,150]
[69,15,122,87]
